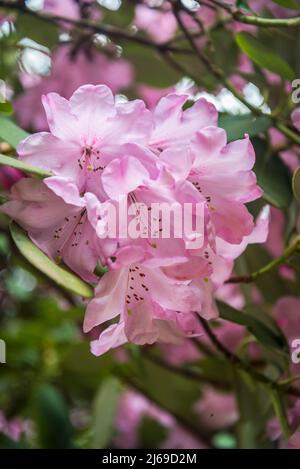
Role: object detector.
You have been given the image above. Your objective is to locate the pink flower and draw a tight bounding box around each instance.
[134,4,177,44]
[155,97,262,244]
[16,84,151,200]
[83,263,216,356]
[0,411,32,442]
[292,108,300,132]
[0,167,24,191]
[1,178,101,282]
[195,387,238,430]
[15,46,133,131]
[114,390,207,449]
[3,84,266,355]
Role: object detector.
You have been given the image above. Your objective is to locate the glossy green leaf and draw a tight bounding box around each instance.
[15,13,59,49]
[292,166,300,204]
[272,0,298,9]
[10,223,93,298]
[91,377,122,449]
[0,153,53,178]
[34,384,73,448]
[219,113,272,142]
[139,416,168,449]
[218,301,288,351]
[0,115,29,148]
[253,137,293,208]
[235,32,295,81]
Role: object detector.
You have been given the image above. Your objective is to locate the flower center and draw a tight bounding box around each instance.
[78,144,104,172]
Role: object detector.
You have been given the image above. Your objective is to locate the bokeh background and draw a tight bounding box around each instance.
[1,0,300,449]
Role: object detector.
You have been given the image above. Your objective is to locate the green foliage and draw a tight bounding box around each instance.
[219,113,272,142]
[91,378,122,449]
[0,153,52,178]
[34,384,74,448]
[235,32,295,81]
[0,115,29,148]
[252,137,293,208]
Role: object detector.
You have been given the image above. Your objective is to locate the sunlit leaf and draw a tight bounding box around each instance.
[0,115,29,148]
[0,153,52,178]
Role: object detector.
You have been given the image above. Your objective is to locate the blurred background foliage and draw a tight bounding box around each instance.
[0,0,300,450]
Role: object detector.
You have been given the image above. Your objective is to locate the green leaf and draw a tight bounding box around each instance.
[91,377,122,449]
[0,101,13,115]
[272,0,298,9]
[235,32,295,81]
[124,43,181,88]
[0,153,53,178]
[292,166,300,204]
[10,223,93,298]
[235,370,273,448]
[253,137,293,208]
[15,13,59,49]
[0,114,29,148]
[138,416,168,449]
[34,384,73,448]
[219,113,272,142]
[218,301,288,352]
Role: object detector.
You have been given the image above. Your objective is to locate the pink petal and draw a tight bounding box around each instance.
[102,155,150,200]
[17,132,79,179]
[69,84,115,142]
[83,269,128,333]
[42,92,79,142]
[90,322,127,356]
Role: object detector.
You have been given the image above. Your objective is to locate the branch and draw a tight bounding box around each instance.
[226,235,300,284]
[0,0,191,55]
[198,316,300,398]
[208,0,300,28]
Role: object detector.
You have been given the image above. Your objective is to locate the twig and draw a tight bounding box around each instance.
[226,235,300,284]
[198,316,300,398]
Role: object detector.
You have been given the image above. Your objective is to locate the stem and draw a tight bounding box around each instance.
[171,0,300,146]
[280,375,300,386]
[198,316,300,398]
[226,235,300,284]
[208,0,300,28]
[235,13,300,29]
[144,351,230,389]
[0,0,191,55]
[269,388,292,440]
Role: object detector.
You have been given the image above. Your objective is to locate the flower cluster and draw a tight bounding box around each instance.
[2,84,267,356]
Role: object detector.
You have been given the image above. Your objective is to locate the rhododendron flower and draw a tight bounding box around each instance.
[195,387,238,430]
[83,263,216,356]
[1,178,101,282]
[2,83,266,356]
[0,166,24,191]
[134,4,177,44]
